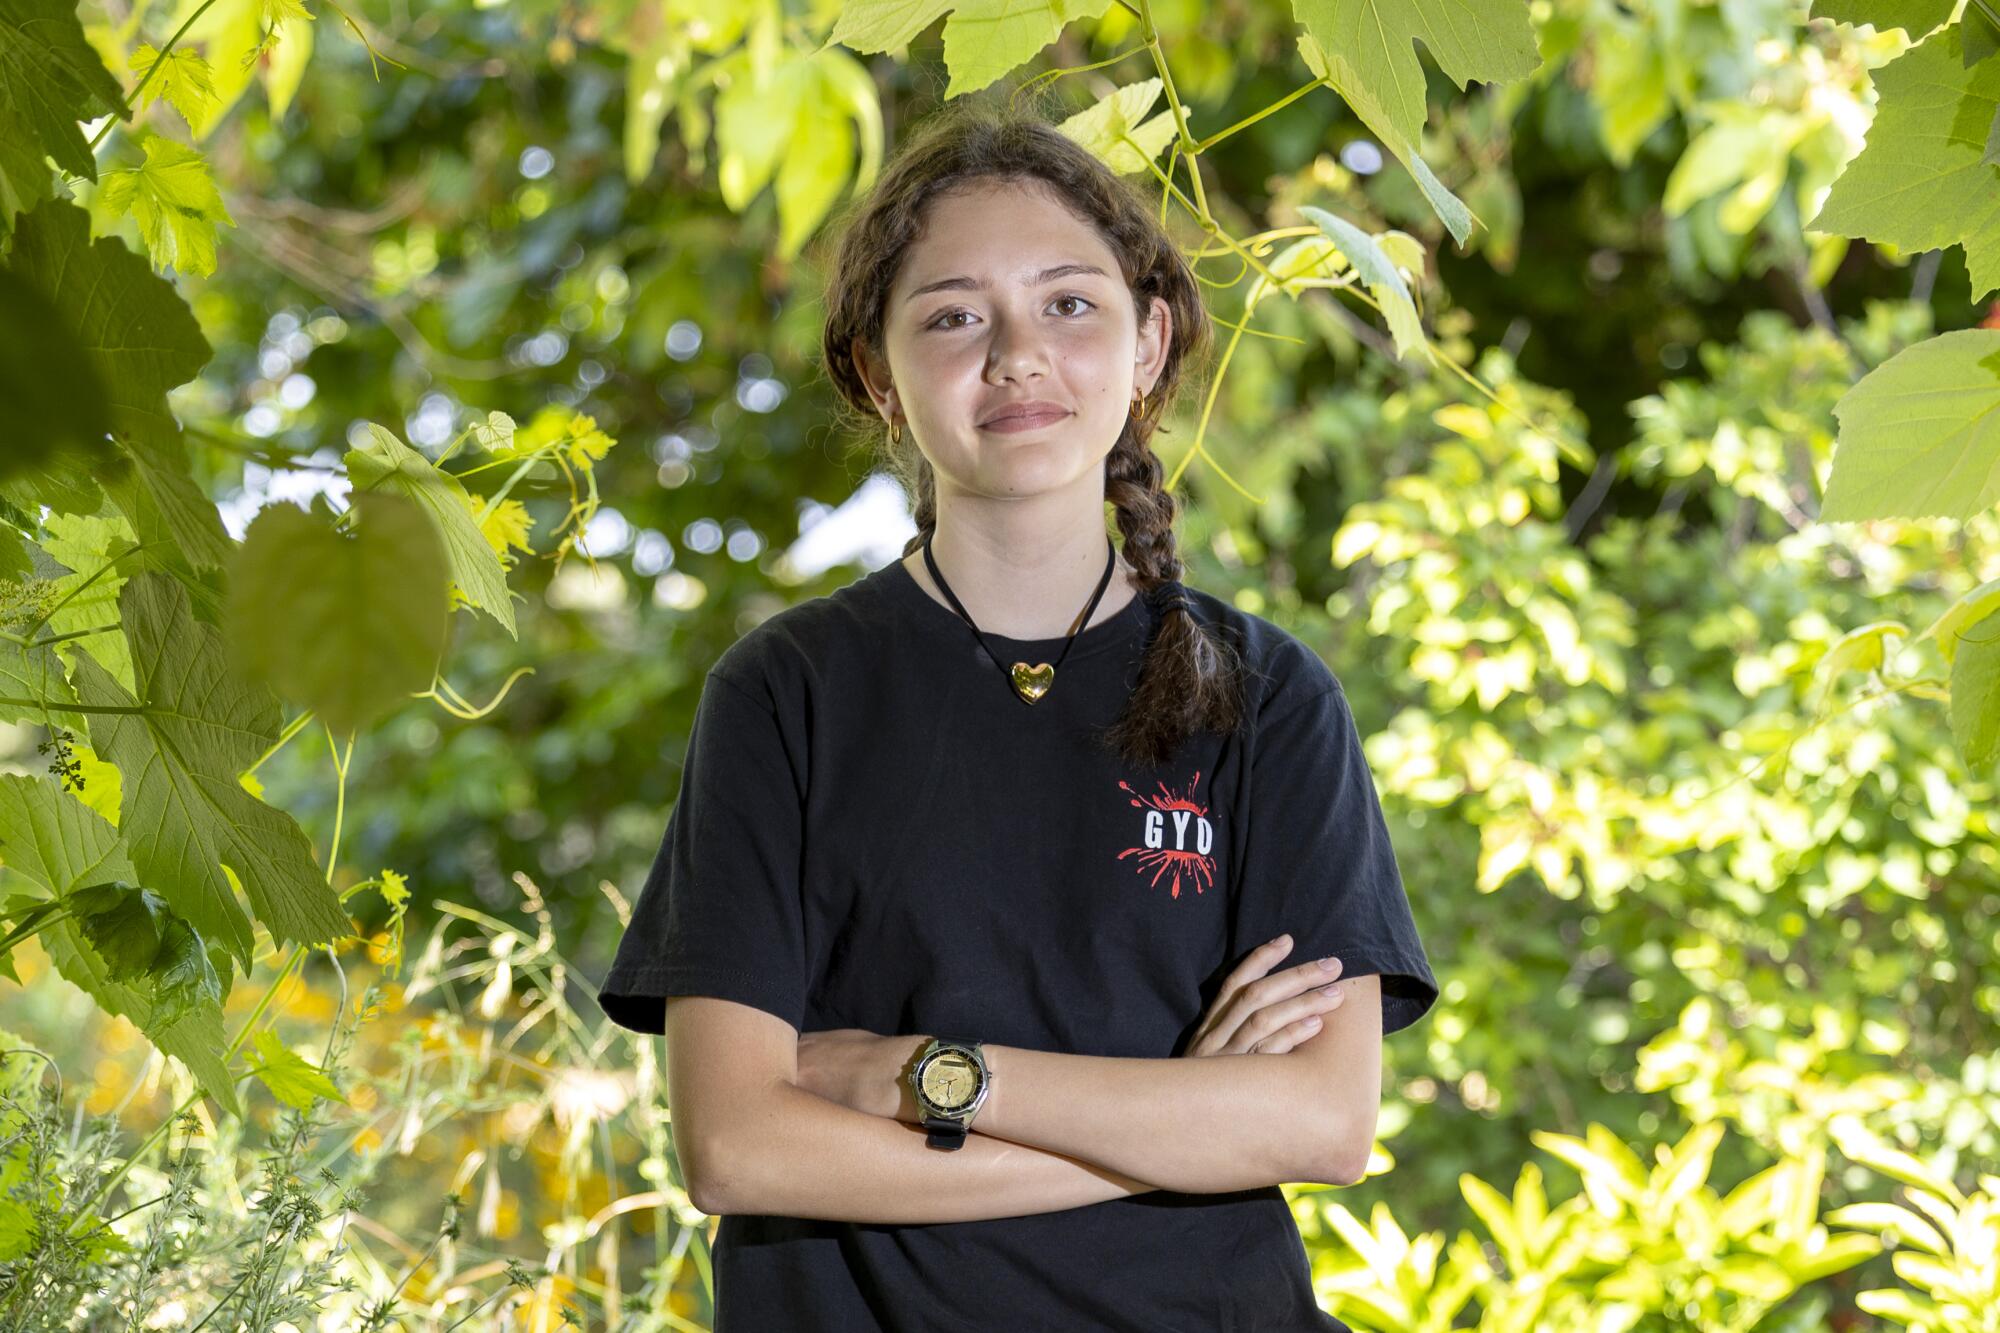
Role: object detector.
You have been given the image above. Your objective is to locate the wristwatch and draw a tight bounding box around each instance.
[908,1036,993,1150]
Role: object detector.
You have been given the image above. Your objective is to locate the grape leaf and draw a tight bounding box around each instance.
[68,881,172,975]
[1289,0,1540,155]
[67,571,351,967]
[3,199,213,452]
[250,1028,344,1110]
[225,491,452,734]
[1808,0,1956,39]
[95,136,236,278]
[1807,23,2000,301]
[345,423,518,637]
[0,773,240,1117]
[1298,33,1477,247]
[0,269,116,482]
[0,0,129,189]
[824,0,1117,100]
[130,41,218,130]
[1823,328,2000,522]
[1951,628,2000,766]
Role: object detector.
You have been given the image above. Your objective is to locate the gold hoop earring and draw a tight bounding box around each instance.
[1130,391,1146,421]
[889,419,901,445]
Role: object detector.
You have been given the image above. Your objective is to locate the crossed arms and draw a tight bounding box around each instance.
[664,970,1383,1224]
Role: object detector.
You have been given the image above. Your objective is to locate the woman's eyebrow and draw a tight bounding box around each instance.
[902,262,1110,303]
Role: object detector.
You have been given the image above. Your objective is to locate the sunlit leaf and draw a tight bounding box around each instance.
[1823,328,2000,522]
[224,491,452,734]
[346,423,518,636]
[96,135,236,278]
[1808,23,2000,300]
[68,571,351,966]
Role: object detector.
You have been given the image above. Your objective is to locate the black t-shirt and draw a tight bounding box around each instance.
[597,555,1439,1332]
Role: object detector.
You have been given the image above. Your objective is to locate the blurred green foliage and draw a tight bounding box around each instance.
[1,0,1997,1327]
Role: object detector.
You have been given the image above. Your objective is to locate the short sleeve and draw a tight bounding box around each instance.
[595,668,808,1036]
[1233,677,1438,1036]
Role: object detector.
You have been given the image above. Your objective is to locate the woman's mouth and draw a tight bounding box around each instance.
[979,408,1072,433]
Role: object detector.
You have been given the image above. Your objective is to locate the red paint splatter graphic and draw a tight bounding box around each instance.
[1116,771,1218,900]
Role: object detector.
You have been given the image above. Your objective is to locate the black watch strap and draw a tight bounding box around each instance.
[923,1114,970,1150]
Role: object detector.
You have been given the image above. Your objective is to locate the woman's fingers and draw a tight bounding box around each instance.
[1185,937,1351,1057]
[1247,989,1345,1054]
[1202,946,1345,1049]
[1188,934,1292,1052]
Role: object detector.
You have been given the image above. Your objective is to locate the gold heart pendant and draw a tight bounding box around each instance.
[1010,661,1055,703]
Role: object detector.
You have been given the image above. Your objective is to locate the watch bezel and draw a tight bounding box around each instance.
[909,1039,992,1120]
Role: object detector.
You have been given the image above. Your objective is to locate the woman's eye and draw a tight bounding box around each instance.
[926,294,1095,330]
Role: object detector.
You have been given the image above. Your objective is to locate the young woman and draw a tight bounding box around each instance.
[598,102,1438,1331]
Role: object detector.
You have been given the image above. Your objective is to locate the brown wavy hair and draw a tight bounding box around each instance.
[816,98,1246,768]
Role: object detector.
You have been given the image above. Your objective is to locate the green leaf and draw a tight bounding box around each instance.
[249,1028,344,1110]
[262,8,312,119]
[0,775,136,901]
[471,410,516,452]
[67,571,351,966]
[825,0,1117,100]
[148,916,222,1030]
[103,429,237,573]
[95,135,235,278]
[1808,0,1956,38]
[345,423,517,637]
[622,22,689,184]
[0,0,129,185]
[3,198,214,453]
[0,634,81,731]
[1056,79,1182,176]
[775,76,855,260]
[1950,626,2000,767]
[69,881,172,976]
[164,0,264,141]
[1969,3,2000,65]
[1827,1115,1965,1204]
[224,492,452,734]
[39,510,139,692]
[1807,23,2000,301]
[0,269,116,482]
[1822,328,2000,522]
[1823,1200,1950,1254]
[1809,620,1905,710]
[130,41,218,130]
[1785,1231,1882,1282]
[0,774,239,1117]
[1917,576,2000,667]
[1289,0,1540,155]
[1298,34,1477,247]
[1299,204,1430,363]
[41,913,239,1117]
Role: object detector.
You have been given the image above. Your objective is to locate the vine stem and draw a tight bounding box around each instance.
[86,0,223,152]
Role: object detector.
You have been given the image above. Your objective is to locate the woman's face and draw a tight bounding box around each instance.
[861,177,1171,501]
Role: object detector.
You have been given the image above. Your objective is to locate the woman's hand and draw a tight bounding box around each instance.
[796,1028,927,1122]
[1183,934,1347,1056]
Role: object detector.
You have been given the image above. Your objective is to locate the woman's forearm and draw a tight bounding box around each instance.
[697,1079,1162,1222]
[969,1043,1345,1193]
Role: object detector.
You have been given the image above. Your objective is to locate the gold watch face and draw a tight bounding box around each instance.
[920,1051,981,1110]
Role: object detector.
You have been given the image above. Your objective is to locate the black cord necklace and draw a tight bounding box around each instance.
[921,531,1117,706]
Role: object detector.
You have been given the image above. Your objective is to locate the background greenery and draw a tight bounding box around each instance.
[1,0,1997,1327]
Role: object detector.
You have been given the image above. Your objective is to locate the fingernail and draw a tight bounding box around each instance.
[1303,1016,1321,1028]
[1271,934,1291,947]
[1318,956,1339,971]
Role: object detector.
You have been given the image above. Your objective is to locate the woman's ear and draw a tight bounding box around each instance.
[1136,295,1172,398]
[852,338,897,422]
